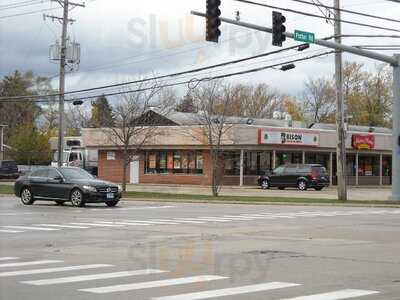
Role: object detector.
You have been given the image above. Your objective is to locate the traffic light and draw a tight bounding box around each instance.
[272,11,286,47]
[206,0,221,43]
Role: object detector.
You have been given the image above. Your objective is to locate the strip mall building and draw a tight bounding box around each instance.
[82,111,393,186]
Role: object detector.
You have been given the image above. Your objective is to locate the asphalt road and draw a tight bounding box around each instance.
[1,197,400,300]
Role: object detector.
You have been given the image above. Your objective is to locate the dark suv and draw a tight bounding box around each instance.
[0,160,19,179]
[258,164,329,191]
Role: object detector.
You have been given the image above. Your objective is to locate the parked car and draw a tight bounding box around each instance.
[0,160,19,179]
[14,167,122,207]
[257,164,329,191]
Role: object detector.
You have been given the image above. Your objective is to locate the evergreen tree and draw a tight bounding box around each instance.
[176,94,197,113]
[90,95,114,127]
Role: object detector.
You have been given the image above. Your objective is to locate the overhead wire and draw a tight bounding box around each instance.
[232,0,400,33]
[0,42,313,100]
[0,50,336,103]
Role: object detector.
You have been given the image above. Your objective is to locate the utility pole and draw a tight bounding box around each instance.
[57,0,69,167]
[45,0,84,167]
[334,0,347,201]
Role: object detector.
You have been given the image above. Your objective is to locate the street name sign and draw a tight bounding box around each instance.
[294,30,315,44]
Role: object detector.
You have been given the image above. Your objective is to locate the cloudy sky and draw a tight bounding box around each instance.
[0,0,399,99]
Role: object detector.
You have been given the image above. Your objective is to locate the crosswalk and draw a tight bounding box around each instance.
[0,256,380,299]
[1,209,400,234]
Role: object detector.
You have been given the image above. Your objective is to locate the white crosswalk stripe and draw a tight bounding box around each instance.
[0,229,24,233]
[68,222,124,227]
[153,219,206,224]
[192,217,232,222]
[0,257,19,261]
[34,224,90,229]
[152,282,301,300]
[279,289,380,300]
[79,275,228,294]
[2,225,60,231]
[0,264,112,277]
[21,269,168,285]
[121,220,180,225]
[0,260,63,268]
[96,221,151,226]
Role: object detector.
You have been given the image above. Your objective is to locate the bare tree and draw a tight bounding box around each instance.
[302,77,336,123]
[108,83,175,191]
[190,80,235,197]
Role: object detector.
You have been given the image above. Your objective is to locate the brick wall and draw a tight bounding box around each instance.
[98,150,129,183]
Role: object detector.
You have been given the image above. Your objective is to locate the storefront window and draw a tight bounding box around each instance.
[224,152,240,175]
[358,155,379,176]
[383,156,392,177]
[145,151,203,174]
[276,152,302,166]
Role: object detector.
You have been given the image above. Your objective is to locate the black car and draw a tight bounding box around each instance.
[257,164,329,191]
[0,160,19,179]
[14,167,122,207]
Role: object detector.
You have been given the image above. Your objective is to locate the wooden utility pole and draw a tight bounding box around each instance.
[334,0,347,200]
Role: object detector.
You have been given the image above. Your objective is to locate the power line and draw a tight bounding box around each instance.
[233,0,400,33]
[0,42,312,101]
[0,6,60,19]
[0,51,335,104]
[64,50,337,102]
[0,0,43,8]
[0,0,49,11]
[286,0,400,24]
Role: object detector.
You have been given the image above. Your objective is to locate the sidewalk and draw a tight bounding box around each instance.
[126,184,392,201]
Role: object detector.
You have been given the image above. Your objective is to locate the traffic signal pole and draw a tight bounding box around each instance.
[191,10,400,201]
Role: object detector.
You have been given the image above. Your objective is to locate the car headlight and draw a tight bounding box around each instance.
[117,185,122,192]
[83,185,97,193]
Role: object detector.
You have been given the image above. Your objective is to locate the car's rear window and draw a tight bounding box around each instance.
[1,161,17,168]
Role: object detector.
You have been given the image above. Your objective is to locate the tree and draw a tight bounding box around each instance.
[0,71,47,140]
[108,82,174,192]
[90,95,114,127]
[190,80,234,197]
[176,94,197,113]
[302,77,336,124]
[8,123,51,165]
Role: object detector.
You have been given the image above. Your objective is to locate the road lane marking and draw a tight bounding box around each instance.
[34,224,90,229]
[155,219,206,224]
[152,282,301,300]
[2,226,60,231]
[79,275,228,294]
[279,289,380,300]
[68,223,124,227]
[0,229,24,233]
[0,264,112,277]
[121,220,180,225]
[0,257,19,261]
[21,269,168,285]
[0,260,63,268]
[95,221,151,226]
[192,218,232,222]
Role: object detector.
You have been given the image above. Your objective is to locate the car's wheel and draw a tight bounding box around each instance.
[297,180,308,191]
[55,200,66,205]
[314,187,323,191]
[260,179,270,190]
[20,187,34,205]
[278,187,285,190]
[106,200,119,207]
[70,189,85,207]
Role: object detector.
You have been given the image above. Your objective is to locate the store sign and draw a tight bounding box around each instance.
[258,129,319,146]
[352,134,375,150]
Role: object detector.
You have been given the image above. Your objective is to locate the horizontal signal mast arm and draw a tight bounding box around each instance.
[191,10,398,66]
